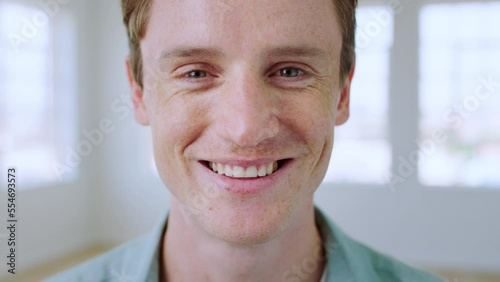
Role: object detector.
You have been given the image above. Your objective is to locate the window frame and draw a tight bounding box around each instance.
[328,0,500,190]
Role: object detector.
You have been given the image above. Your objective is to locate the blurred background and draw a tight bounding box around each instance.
[0,0,499,281]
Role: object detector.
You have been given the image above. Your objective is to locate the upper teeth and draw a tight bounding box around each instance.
[209,161,278,178]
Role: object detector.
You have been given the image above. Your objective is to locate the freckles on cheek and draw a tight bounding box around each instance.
[151,92,210,157]
[296,87,337,158]
[280,100,332,163]
[147,98,183,169]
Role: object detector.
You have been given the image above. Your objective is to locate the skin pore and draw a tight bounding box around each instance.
[126,0,354,281]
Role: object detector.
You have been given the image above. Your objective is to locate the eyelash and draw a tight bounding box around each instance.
[176,65,310,87]
[271,67,307,79]
[181,69,213,79]
[186,70,207,78]
[177,68,216,87]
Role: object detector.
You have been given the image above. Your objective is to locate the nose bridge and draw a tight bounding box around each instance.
[218,71,279,147]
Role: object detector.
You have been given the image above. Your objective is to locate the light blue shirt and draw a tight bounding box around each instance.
[46,207,444,282]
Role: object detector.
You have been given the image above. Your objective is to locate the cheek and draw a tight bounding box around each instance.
[148,93,209,177]
[278,86,336,168]
[279,86,336,139]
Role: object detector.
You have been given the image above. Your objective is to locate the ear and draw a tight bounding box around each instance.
[126,56,150,126]
[335,63,355,126]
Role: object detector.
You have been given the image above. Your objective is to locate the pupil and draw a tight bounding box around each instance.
[282,68,298,77]
[190,71,205,78]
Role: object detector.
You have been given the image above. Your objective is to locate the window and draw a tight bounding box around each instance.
[419,2,500,187]
[325,1,499,188]
[324,6,393,184]
[0,1,77,189]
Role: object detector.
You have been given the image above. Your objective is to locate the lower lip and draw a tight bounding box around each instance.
[198,160,292,195]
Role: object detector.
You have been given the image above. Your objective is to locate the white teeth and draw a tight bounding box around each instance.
[257,165,267,177]
[208,161,279,178]
[233,166,245,178]
[245,166,258,178]
[217,163,224,174]
[224,165,233,177]
[266,162,273,175]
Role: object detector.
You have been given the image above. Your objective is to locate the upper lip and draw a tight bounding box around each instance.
[201,158,285,167]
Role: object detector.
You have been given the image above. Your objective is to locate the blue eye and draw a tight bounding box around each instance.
[279,68,302,77]
[187,70,207,78]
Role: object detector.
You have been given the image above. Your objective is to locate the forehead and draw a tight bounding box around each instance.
[143,0,342,60]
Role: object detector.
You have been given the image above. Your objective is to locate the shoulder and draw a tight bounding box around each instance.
[314,207,445,282]
[44,214,168,282]
[44,233,157,282]
[344,237,444,282]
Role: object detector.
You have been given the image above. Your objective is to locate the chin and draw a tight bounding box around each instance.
[197,204,294,246]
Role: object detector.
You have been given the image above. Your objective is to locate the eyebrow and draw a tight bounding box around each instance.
[160,47,223,60]
[265,46,329,60]
[159,45,329,62]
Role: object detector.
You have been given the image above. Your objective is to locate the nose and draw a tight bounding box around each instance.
[216,74,280,148]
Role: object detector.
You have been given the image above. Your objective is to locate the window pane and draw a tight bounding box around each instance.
[419,2,500,187]
[324,6,393,184]
[0,2,77,189]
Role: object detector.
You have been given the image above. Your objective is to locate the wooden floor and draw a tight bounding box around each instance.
[2,246,500,282]
[431,270,500,282]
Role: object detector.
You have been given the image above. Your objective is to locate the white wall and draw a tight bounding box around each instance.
[315,184,500,271]
[91,0,170,244]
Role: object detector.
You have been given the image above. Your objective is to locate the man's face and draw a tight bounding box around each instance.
[132,0,352,244]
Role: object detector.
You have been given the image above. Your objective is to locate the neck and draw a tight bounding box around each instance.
[161,198,326,282]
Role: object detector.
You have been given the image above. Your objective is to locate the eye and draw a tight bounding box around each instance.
[187,70,207,78]
[279,67,303,77]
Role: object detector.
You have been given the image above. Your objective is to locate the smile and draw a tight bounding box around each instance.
[199,159,292,194]
[207,161,279,178]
